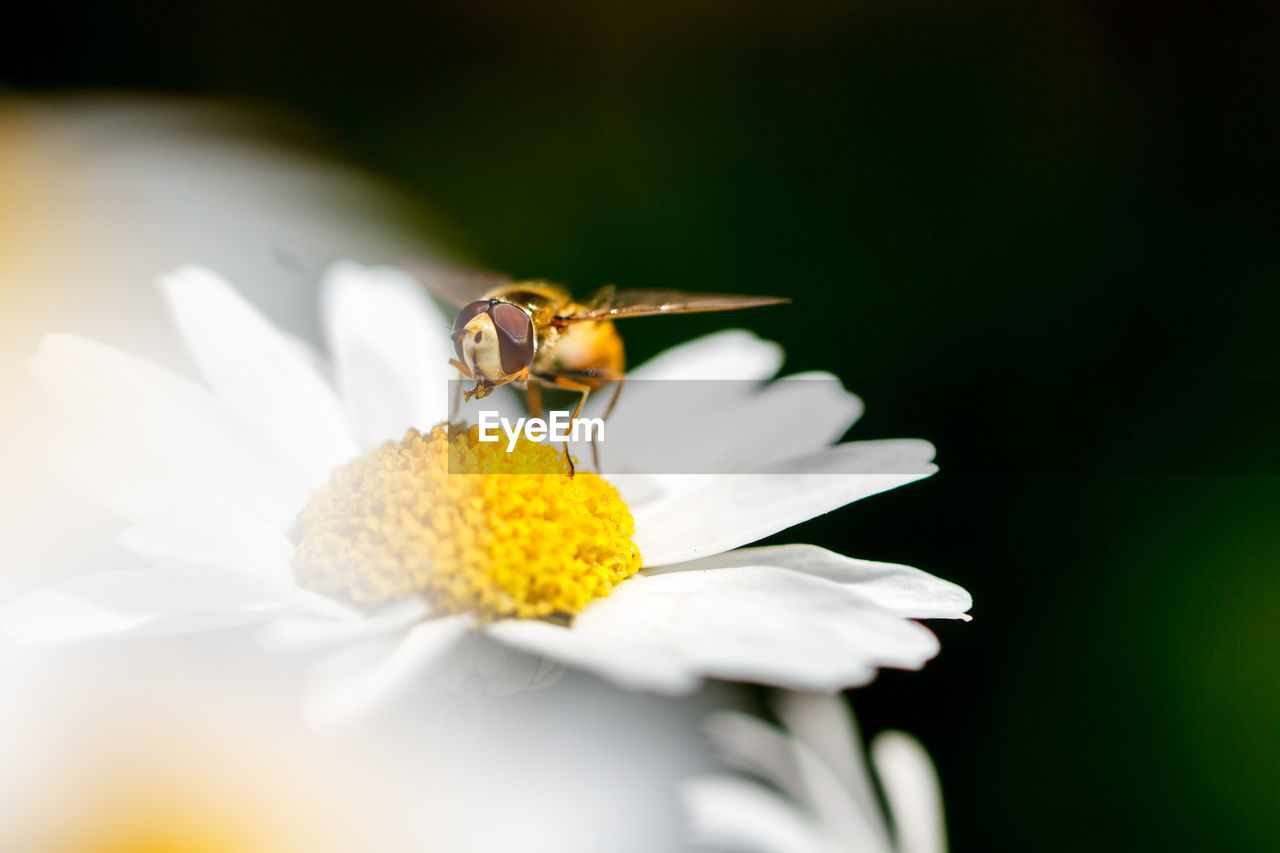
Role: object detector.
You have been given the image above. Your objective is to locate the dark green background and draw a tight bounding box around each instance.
[8,1,1279,848]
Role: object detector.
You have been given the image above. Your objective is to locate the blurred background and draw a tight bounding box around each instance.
[3,0,1279,849]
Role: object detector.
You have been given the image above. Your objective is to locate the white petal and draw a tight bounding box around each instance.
[659,545,972,621]
[29,334,306,531]
[628,330,784,381]
[485,616,701,695]
[703,711,809,807]
[460,631,567,696]
[302,615,470,731]
[663,371,861,471]
[781,716,894,853]
[773,693,889,844]
[871,732,948,853]
[607,474,674,512]
[701,707,892,851]
[261,597,429,653]
[570,330,778,466]
[117,524,297,589]
[0,588,147,645]
[55,443,298,587]
[0,569,282,645]
[635,440,937,567]
[159,266,359,488]
[710,372,863,467]
[682,776,831,853]
[583,372,862,476]
[119,526,349,617]
[488,566,939,695]
[579,331,784,470]
[320,262,454,448]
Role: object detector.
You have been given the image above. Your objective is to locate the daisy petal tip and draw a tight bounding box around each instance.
[26,335,66,385]
[634,328,785,381]
[841,392,866,424]
[909,448,940,476]
[0,591,148,646]
[318,261,363,310]
[320,257,369,282]
[747,335,785,374]
[27,332,104,377]
[156,266,249,328]
[29,331,72,359]
[937,584,973,620]
[156,264,229,299]
[320,260,426,313]
[337,257,423,284]
[321,259,377,296]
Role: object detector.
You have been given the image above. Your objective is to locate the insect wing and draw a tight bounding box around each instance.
[557,287,790,322]
[402,262,514,308]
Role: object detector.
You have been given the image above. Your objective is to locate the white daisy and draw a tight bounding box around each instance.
[685,693,948,853]
[1,262,970,725]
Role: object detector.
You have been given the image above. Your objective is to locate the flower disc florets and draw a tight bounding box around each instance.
[293,425,642,622]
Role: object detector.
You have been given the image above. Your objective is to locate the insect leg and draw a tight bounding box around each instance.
[591,376,628,471]
[601,374,626,423]
[525,381,544,420]
[542,368,626,472]
[448,359,475,413]
[533,373,594,477]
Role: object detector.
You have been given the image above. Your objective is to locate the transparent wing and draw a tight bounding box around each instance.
[558,287,790,323]
[401,262,514,308]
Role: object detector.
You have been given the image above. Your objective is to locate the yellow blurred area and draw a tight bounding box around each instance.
[0,105,87,314]
[23,728,406,853]
[41,774,311,853]
[0,652,449,853]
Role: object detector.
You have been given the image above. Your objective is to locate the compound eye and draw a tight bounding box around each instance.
[489,301,535,374]
[451,300,492,361]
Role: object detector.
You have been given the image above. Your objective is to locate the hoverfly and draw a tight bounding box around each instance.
[407,264,789,471]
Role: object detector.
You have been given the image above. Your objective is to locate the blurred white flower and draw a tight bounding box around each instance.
[0,648,463,853]
[0,96,441,601]
[1,263,970,726]
[0,642,755,853]
[685,693,947,853]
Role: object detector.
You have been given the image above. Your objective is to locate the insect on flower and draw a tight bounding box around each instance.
[407,264,790,471]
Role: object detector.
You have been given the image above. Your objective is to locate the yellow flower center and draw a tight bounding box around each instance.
[292,425,642,622]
